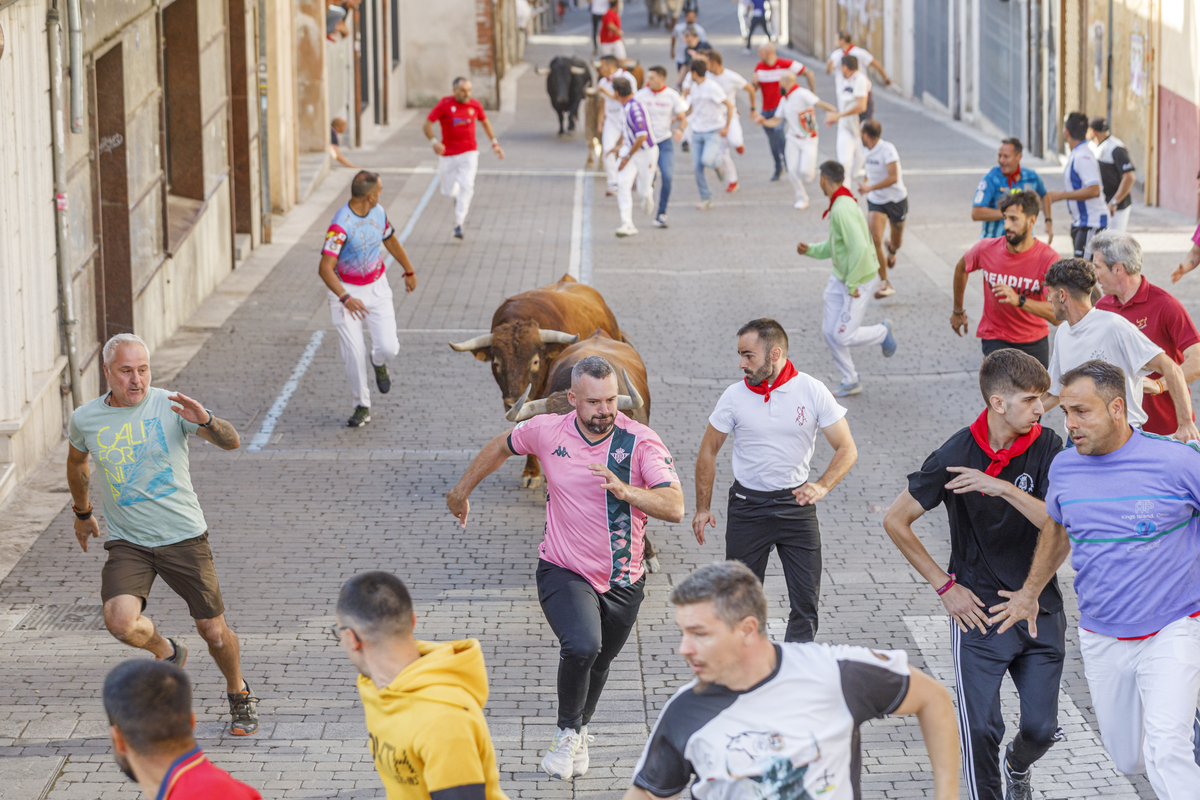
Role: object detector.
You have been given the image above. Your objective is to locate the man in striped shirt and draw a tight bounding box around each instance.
[607,77,659,238]
[752,43,814,181]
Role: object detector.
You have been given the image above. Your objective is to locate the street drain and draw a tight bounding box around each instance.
[13,605,106,631]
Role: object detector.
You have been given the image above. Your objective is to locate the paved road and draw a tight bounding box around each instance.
[2,1,1196,797]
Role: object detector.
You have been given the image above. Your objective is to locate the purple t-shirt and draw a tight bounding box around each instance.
[1046,429,1200,638]
[621,98,655,154]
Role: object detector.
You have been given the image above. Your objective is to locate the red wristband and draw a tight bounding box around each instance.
[936,574,957,596]
[403,272,414,277]
[338,293,350,304]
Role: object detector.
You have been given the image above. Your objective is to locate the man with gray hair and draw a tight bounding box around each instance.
[625,561,961,799]
[1092,229,1200,436]
[67,333,260,736]
[446,355,684,780]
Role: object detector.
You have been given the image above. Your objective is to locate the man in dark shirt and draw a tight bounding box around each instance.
[1088,117,1136,231]
[884,348,1065,800]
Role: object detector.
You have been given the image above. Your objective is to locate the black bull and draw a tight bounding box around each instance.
[547,56,591,135]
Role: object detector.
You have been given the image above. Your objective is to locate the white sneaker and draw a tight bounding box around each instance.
[540,727,582,780]
[641,195,655,216]
[573,725,595,777]
[697,198,714,210]
[653,214,668,228]
[793,200,809,210]
[615,223,639,237]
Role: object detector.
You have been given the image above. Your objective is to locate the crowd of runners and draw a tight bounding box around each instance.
[52,4,1200,799]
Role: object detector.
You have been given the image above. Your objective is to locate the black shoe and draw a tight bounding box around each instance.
[1003,749,1032,800]
[159,637,187,668]
[374,363,391,394]
[770,168,784,181]
[347,405,371,427]
[227,680,259,736]
[453,225,464,239]
[680,141,689,153]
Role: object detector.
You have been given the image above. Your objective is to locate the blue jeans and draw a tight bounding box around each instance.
[655,137,674,217]
[762,107,786,172]
[691,129,723,201]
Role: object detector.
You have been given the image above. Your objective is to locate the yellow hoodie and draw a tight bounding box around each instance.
[357,639,508,800]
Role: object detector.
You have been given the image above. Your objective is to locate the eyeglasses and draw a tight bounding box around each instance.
[327,624,360,644]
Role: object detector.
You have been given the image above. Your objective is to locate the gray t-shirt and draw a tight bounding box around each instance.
[68,387,207,547]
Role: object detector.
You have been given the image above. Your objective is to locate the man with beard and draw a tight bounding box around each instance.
[446,356,684,780]
[103,659,260,798]
[951,190,1060,367]
[692,319,858,642]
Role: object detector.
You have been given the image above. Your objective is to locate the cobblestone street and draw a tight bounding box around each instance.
[2,2,1198,798]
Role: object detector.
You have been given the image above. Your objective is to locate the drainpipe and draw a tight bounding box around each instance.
[1106,0,1113,126]
[67,0,82,132]
[47,4,83,410]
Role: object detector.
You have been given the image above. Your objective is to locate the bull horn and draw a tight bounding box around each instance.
[539,330,579,345]
[449,333,493,352]
[616,369,644,411]
[506,384,551,423]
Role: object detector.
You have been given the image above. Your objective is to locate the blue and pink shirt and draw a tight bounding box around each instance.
[1046,429,1200,638]
[507,412,678,592]
[620,98,656,155]
[322,203,395,285]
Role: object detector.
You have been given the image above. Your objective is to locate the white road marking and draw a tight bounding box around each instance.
[247,330,326,452]
[568,169,585,280]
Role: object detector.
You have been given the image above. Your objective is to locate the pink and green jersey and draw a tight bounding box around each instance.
[508,412,678,593]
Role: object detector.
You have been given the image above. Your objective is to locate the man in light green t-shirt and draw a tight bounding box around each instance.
[67,333,260,736]
[797,159,898,397]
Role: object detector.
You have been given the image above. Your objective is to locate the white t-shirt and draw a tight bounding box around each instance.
[598,69,635,121]
[778,85,820,139]
[1048,308,1163,429]
[687,78,729,134]
[672,21,706,60]
[829,45,874,95]
[1063,141,1109,228]
[708,370,848,491]
[710,68,748,120]
[634,86,688,144]
[864,139,907,204]
[837,70,870,131]
[591,0,610,14]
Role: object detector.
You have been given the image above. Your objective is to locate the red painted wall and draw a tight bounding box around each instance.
[1158,86,1200,217]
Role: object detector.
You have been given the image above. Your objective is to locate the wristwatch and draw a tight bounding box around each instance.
[1018,295,1027,308]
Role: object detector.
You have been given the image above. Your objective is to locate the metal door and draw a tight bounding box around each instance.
[979,0,1024,135]
[914,0,949,107]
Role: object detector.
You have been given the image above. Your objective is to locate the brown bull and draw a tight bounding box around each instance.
[449,275,624,487]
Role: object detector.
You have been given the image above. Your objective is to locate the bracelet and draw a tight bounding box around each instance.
[952,309,965,315]
[200,410,214,428]
[1156,378,1166,394]
[936,573,957,596]
[72,503,93,521]
[403,271,415,277]
[338,293,350,305]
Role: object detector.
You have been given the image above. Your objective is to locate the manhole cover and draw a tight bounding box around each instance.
[14,605,106,631]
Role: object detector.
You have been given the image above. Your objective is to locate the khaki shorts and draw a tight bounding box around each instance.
[101,533,225,620]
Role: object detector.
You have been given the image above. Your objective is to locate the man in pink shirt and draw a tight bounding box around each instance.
[446,356,683,781]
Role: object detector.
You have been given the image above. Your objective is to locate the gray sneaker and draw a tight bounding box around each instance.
[1003,747,1032,800]
[348,405,371,427]
[227,680,259,736]
[374,363,391,394]
[160,637,187,668]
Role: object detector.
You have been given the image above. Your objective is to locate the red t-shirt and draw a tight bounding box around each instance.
[964,237,1058,343]
[426,97,487,157]
[753,58,804,111]
[158,748,261,800]
[1096,277,1200,435]
[599,8,621,42]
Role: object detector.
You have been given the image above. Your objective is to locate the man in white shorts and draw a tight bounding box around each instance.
[597,56,636,197]
[607,77,659,238]
[753,72,832,209]
[635,66,689,228]
[423,78,505,240]
[824,55,870,181]
[704,51,753,195]
[858,119,908,299]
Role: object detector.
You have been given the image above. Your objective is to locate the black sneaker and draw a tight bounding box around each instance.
[680,141,689,153]
[770,167,784,182]
[160,637,187,668]
[374,363,391,394]
[227,680,259,736]
[453,225,464,239]
[347,405,371,427]
[1003,747,1032,800]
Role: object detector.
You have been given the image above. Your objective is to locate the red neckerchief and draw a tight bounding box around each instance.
[783,84,798,98]
[968,410,1041,477]
[822,186,855,219]
[745,359,798,403]
[1005,167,1022,188]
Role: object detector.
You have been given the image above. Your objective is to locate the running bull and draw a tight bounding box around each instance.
[547,56,591,135]
[449,275,625,488]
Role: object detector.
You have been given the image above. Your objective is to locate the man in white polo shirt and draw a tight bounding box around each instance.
[635,66,689,227]
[692,318,859,642]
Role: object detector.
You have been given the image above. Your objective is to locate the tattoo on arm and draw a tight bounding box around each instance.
[205,417,241,450]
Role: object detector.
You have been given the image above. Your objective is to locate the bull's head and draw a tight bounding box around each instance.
[449,320,579,408]
[505,369,644,422]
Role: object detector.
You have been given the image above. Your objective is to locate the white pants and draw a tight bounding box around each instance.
[785,135,819,204]
[1080,616,1200,799]
[1110,205,1132,231]
[617,146,657,227]
[598,39,626,59]
[329,277,400,408]
[836,124,865,180]
[602,117,624,192]
[719,115,744,184]
[822,274,888,384]
[439,151,479,226]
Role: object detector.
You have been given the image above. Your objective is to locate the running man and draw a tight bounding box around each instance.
[824,54,870,181]
[597,55,636,197]
[423,77,505,240]
[446,356,684,780]
[825,30,891,121]
[590,0,609,53]
[993,360,1200,799]
[743,0,771,49]
[693,319,858,642]
[752,43,813,181]
[104,660,261,799]
[1088,117,1136,231]
[797,161,898,397]
[884,349,1066,800]
[972,137,1052,243]
[858,119,907,298]
[670,7,705,76]
[752,72,832,209]
[951,190,1060,367]
[685,60,733,210]
[607,77,658,238]
[706,51,754,194]
[319,171,419,428]
[334,572,508,800]
[1044,112,1107,257]
[635,66,689,228]
[68,333,260,737]
[624,561,960,800]
[598,0,625,59]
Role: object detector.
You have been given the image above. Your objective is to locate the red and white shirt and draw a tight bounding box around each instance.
[753,58,804,112]
[426,96,487,156]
